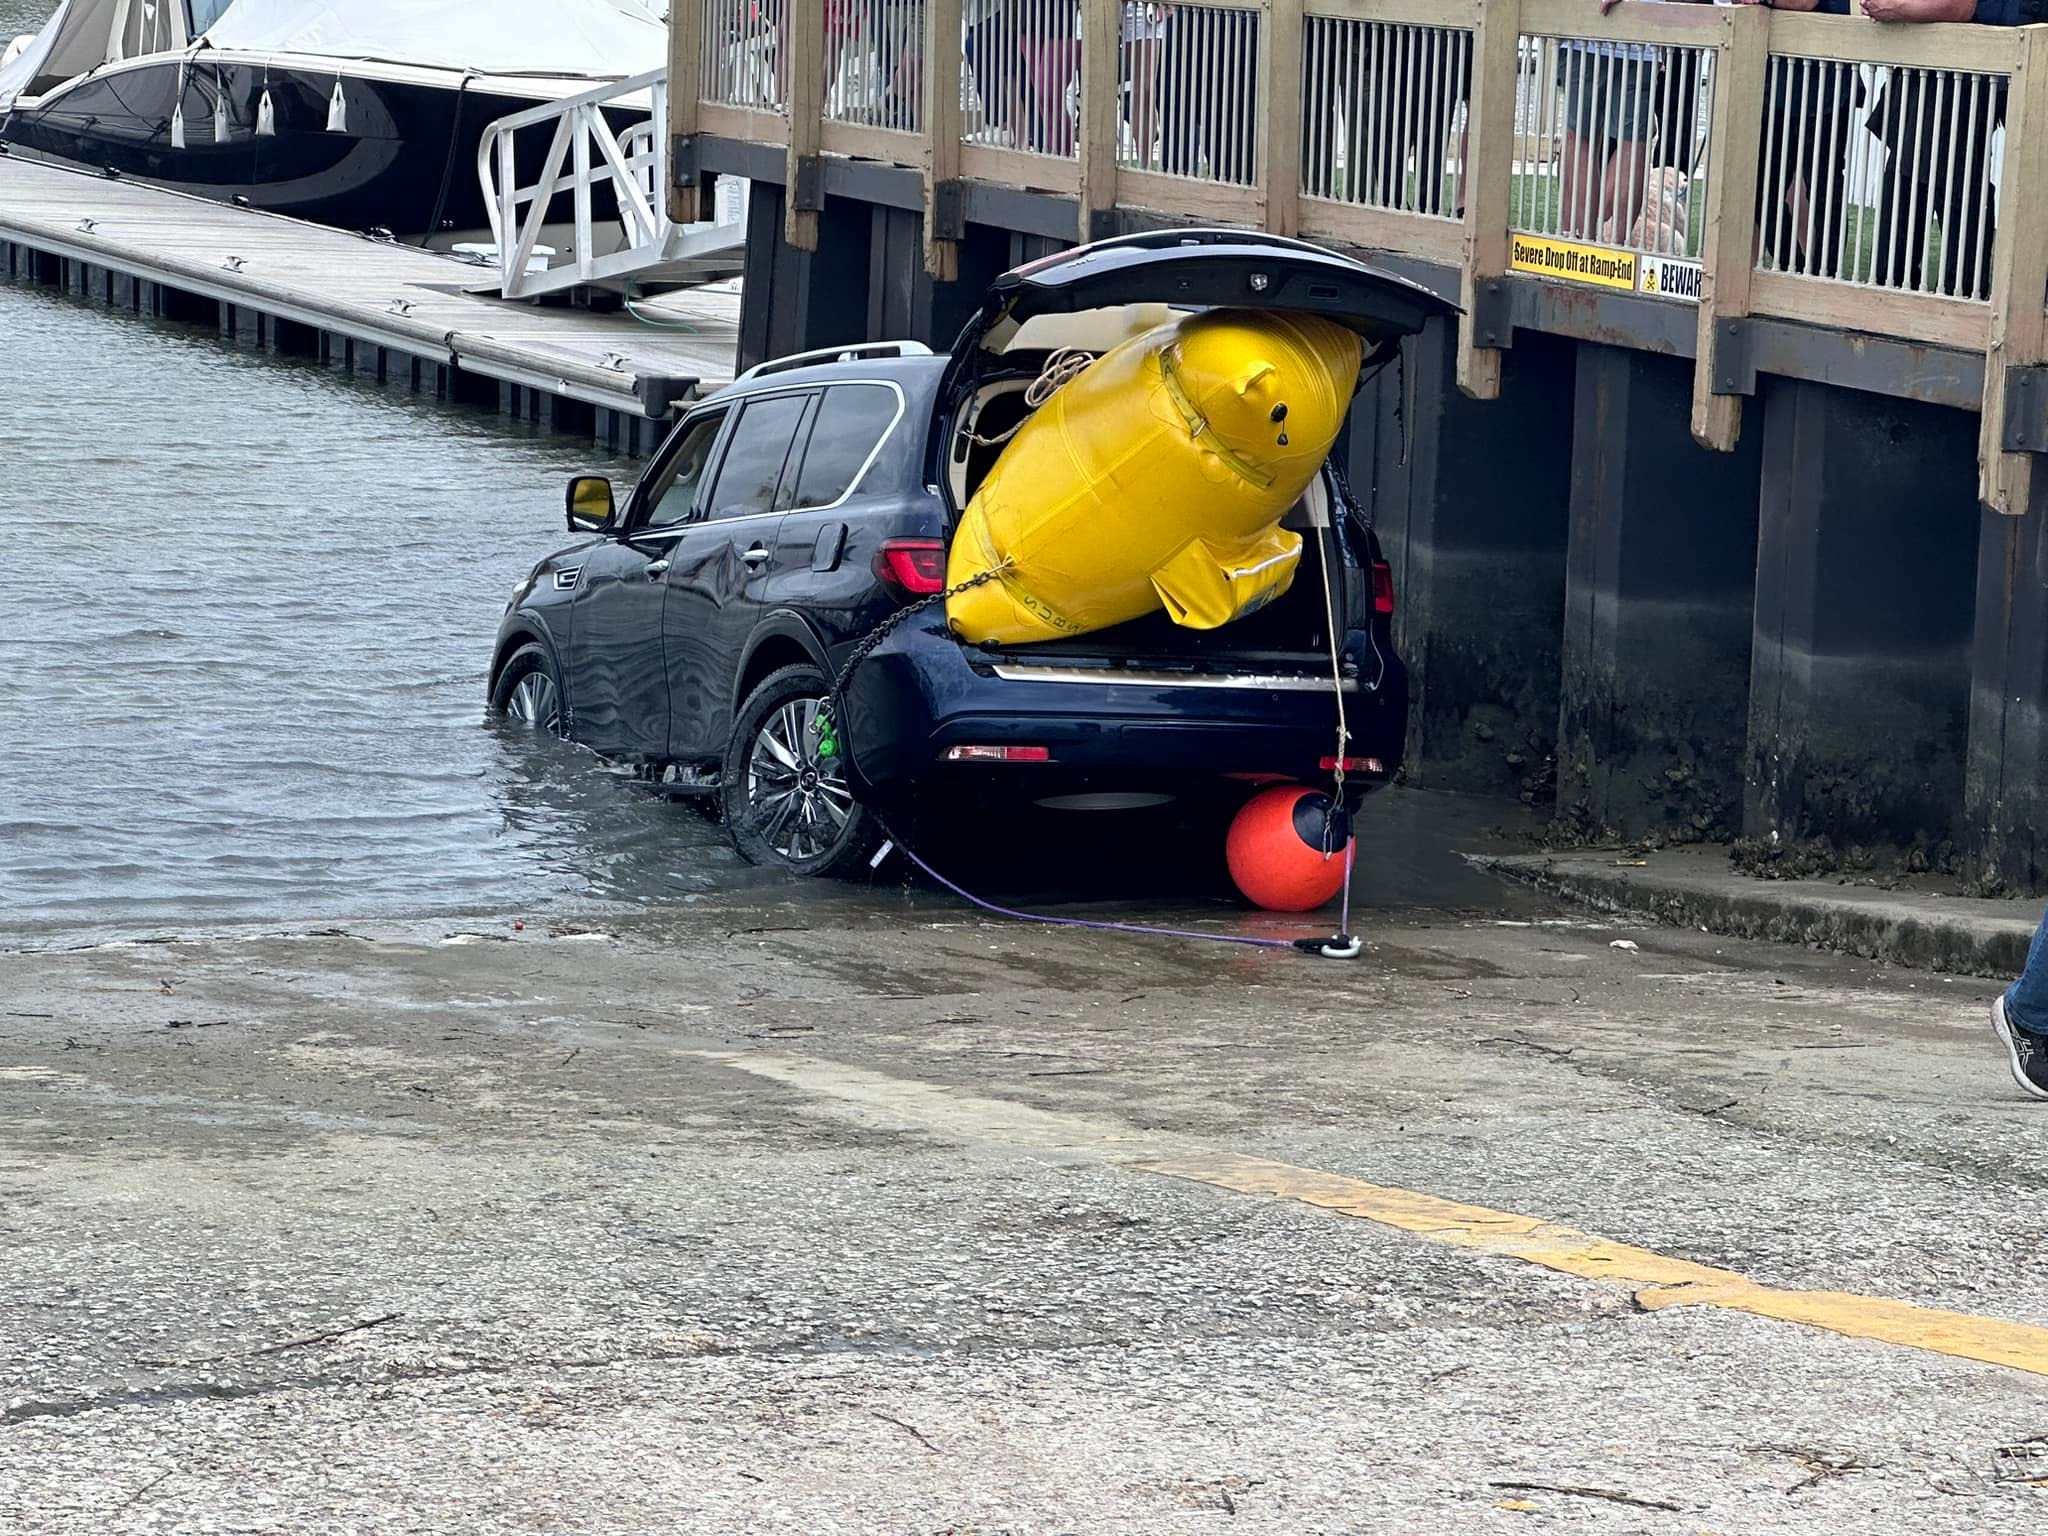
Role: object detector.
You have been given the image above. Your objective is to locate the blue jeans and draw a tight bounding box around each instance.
[2006,906,2048,1037]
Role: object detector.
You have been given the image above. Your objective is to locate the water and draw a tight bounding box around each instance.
[0,0,1524,939]
[0,278,787,938]
[1,0,52,41]
[0,0,1059,941]
[0,0,805,940]
[0,0,851,942]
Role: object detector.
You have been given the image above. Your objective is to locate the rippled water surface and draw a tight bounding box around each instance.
[0,275,793,936]
[2,0,53,40]
[0,0,1525,939]
[0,0,795,936]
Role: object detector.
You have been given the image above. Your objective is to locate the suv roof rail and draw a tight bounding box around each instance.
[735,340,934,383]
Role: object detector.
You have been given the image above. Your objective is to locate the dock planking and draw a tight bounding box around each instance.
[0,152,739,454]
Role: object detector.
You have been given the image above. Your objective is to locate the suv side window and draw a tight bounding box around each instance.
[792,384,901,508]
[704,394,812,522]
[638,410,728,530]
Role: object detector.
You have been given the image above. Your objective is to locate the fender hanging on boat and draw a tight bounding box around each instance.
[945,308,1363,647]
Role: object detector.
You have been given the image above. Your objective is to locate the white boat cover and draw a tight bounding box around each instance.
[3,0,191,107]
[198,0,669,79]
[0,9,59,106]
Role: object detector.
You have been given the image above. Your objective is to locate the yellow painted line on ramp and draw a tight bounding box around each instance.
[699,1050,2048,1380]
[1133,1151,2048,1379]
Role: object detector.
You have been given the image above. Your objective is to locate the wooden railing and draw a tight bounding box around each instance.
[671,1,2048,512]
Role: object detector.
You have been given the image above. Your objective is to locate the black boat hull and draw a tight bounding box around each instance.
[1,58,627,241]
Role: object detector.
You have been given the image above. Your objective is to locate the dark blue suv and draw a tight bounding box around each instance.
[488,231,1451,876]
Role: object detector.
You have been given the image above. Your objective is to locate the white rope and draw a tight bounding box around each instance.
[1315,509,1363,957]
[962,348,1098,448]
[1316,512,1351,826]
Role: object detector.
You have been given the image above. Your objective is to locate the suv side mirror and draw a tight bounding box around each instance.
[566,476,616,533]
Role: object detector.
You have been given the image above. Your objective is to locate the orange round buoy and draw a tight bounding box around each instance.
[1226,786,1353,913]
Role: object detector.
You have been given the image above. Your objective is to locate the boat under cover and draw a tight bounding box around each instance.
[0,0,667,239]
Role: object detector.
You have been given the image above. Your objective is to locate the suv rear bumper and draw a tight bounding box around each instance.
[838,623,1407,798]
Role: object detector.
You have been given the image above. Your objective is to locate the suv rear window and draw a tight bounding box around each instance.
[793,385,899,509]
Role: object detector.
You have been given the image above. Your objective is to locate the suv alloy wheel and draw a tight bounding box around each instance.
[721,665,882,877]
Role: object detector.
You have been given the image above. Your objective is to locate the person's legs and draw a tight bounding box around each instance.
[965,18,992,129]
[772,0,790,108]
[881,1,924,130]
[1875,73,1941,293]
[1210,9,1257,182]
[1808,92,1854,279]
[1054,35,1080,157]
[1018,26,1050,150]
[1558,50,1596,237]
[1123,35,1160,170]
[1560,49,1643,241]
[1020,33,1078,157]
[1351,33,1384,207]
[1603,140,1649,242]
[1159,17,1196,176]
[1993,906,2048,1099]
[1755,59,1794,267]
[1441,52,1474,218]
[2006,912,2048,1033]
[1598,57,1651,243]
[1949,133,1996,301]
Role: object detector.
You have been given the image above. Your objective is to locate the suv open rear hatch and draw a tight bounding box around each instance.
[935,229,1456,485]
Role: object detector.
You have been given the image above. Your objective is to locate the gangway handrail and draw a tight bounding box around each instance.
[477,66,743,302]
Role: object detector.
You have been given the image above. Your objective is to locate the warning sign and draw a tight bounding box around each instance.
[1508,234,1638,292]
[1639,256,1705,303]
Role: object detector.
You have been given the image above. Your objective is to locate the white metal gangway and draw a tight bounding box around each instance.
[476,67,745,302]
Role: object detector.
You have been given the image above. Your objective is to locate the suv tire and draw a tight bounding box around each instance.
[722,664,882,878]
[491,642,565,736]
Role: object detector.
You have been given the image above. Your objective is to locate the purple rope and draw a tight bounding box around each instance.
[886,834,1300,951]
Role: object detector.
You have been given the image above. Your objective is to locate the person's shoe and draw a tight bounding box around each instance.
[1992,993,2048,1101]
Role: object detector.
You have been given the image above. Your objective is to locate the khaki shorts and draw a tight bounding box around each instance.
[1561,49,1654,145]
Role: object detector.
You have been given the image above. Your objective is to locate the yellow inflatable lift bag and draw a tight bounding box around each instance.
[946,307,1364,646]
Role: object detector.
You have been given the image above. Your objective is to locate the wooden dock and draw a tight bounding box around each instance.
[0,152,740,453]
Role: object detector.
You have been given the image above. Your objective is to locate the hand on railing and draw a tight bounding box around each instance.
[1857,0,1978,20]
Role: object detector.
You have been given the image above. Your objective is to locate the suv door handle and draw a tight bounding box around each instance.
[645,559,671,579]
[741,545,772,566]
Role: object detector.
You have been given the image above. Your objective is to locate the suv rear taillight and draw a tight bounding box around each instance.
[1371,560,1395,616]
[875,539,947,597]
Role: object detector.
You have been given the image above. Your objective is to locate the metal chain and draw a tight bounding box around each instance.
[829,561,1015,703]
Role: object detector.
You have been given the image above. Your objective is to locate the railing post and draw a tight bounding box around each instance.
[573,108,595,283]
[1261,0,1304,237]
[1690,2,1765,452]
[1456,0,1519,400]
[652,79,674,234]
[493,129,516,250]
[1078,0,1122,244]
[786,1,826,251]
[668,0,704,225]
[924,0,965,280]
[1981,27,2048,514]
